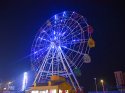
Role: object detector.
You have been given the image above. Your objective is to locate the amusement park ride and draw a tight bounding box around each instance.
[26,11,95,93]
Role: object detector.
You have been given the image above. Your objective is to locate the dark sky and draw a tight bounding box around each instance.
[0,0,125,91]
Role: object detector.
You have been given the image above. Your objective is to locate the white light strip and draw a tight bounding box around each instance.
[22,72,28,91]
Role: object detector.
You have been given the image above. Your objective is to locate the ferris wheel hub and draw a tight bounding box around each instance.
[51,40,60,48]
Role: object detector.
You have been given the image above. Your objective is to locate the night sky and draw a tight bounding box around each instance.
[0,0,125,91]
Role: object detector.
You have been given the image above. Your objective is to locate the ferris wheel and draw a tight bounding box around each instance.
[31,11,95,90]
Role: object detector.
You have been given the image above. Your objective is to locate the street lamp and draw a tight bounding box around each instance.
[3,87,6,90]
[94,78,98,93]
[100,79,105,93]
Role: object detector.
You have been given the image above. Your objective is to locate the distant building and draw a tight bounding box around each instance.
[0,82,17,93]
[114,71,125,92]
[88,91,121,93]
[114,71,125,87]
[26,75,83,93]
[123,72,125,82]
[2,90,17,93]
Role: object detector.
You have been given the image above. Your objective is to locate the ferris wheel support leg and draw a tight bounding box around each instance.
[38,55,49,82]
[51,49,55,76]
[60,48,82,91]
[45,61,52,79]
[44,48,56,79]
[33,47,51,85]
[55,47,76,91]
[38,48,52,82]
[38,47,52,82]
[45,50,56,79]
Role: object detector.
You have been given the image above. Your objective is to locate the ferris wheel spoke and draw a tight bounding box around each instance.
[64,15,83,32]
[62,31,81,41]
[33,42,50,48]
[78,59,84,69]
[62,17,84,40]
[40,30,52,41]
[69,16,85,29]
[62,12,74,25]
[39,38,51,43]
[62,38,85,44]
[69,40,83,66]
[32,47,50,67]
[74,54,83,68]
[65,54,77,68]
[60,16,81,38]
[59,20,73,37]
[62,39,88,46]
[62,25,78,40]
[62,28,84,42]
[32,47,48,55]
[61,46,84,55]
[71,32,83,37]
[33,51,48,63]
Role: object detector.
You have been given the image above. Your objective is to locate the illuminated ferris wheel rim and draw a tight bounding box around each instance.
[33,11,89,38]
[32,12,89,47]
[31,11,95,74]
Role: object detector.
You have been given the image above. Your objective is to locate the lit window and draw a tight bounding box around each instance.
[59,89,62,93]
[59,90,68,93]
[40,90,48,93]
[65,90,68,93]
[31,90,39,93]
[50,89,56,93]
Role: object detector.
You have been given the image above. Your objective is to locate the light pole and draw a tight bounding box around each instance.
[8,81,12,90]
[94,78,98,93]
[100,79,105,93]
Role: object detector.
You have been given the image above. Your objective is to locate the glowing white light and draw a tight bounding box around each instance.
[62,46,67,48]
[58,46,61,49]
[54,31,55,35]
[59,89,62,93]
[40,90,48,93]
[50,89,56,93]
[51,45,54,48]
[32,91,39,93]
[51,42,54,48]
[3,88,6,90]
[63,11,66,16]
[62,32,66,36]
[8,81,12,85]
[42,30,45,32]
[34,51,37,54]
[54,15,57,20]
[54,37,57,40]
[22,72,28,91]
